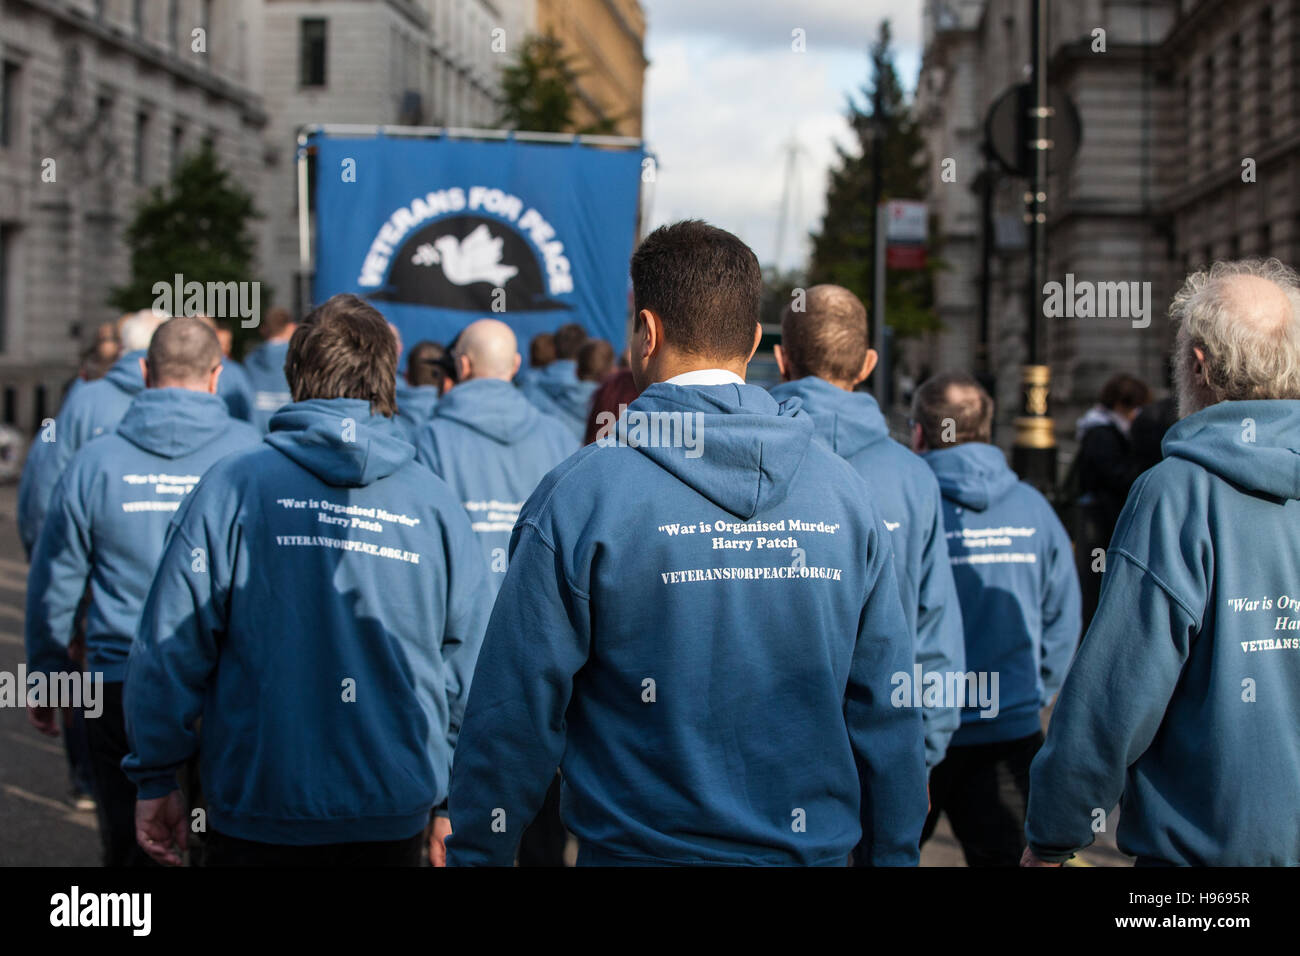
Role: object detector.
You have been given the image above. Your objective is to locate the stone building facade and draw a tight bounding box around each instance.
[0,0,267,434]
[916,0,1300,457]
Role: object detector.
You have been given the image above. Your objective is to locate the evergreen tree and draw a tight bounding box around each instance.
[808,20,938,340]
[498,33,620,135]
[109,143,266,353]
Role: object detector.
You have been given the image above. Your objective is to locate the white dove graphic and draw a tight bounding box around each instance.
[417,224,519,287]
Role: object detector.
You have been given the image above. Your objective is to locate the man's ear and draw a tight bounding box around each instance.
[511,353,522,378]
[774,344,790,381]
[747,322,762,363]
[207,363,223,396]
[1193,346,1208,384]
[138,357,151,389]
[638,309,661,359]
[910,422,926,454]
[855,349,879,387]
[456,354,472,382]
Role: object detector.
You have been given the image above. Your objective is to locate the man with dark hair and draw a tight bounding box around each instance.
[448,220,924,867]
[576,339,615,383]
[393,339,446,442]
[771,285,965,770]
[123,293,492,867]
[25,317,260,866]
[530,332,556,369]
[243,304,297,433]
[521,322,597,441]
[910,372,1080,866]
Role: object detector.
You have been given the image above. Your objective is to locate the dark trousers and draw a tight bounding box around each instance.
[85,681,157,867]
[204,828,424,866]
[921,731,1043,867]
[517,772,567,866]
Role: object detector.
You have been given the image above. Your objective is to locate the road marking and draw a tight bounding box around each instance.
[1,784,97,829]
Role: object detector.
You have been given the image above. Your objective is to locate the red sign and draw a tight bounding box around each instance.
[886,244,927,270]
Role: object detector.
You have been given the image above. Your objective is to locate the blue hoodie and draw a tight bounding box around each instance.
[17,351,146,558]
[923,442,1080,747]
[1028,400,1300,866]
[393,378,441,444]
[122,399,493,845]
[242,340,293,433]
[770,378,965,767]
[216,357,255,422]
[520,358,598,442]
[414,378,577,593]
[447,382,925,866]
[25,389,260,683]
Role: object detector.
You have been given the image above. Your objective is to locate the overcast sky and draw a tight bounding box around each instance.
[640,0,922,273]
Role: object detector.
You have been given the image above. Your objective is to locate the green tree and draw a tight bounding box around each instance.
[109,143,267,354]
[807,20,939,340]
[498,33,620,135]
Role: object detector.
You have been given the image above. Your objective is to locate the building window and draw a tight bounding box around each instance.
[134,110,149,184]
[1,61,19,149]
[301,19,328,87]
[171,123,185,176]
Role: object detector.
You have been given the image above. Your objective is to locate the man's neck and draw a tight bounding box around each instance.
[653,354,747,384]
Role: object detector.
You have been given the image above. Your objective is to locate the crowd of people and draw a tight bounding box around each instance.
[15,219,1300,867]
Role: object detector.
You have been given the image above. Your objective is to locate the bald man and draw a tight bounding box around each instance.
[25,316,259,866]
[414,319,578,595]
[1027,260,1300,867]
[911,370,1080,867]
[770,285,965,771]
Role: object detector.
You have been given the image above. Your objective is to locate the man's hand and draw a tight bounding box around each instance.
[429,816,452,867]
[136,790,189,866]
[1020,846,1062,867]
[27,706,59,736]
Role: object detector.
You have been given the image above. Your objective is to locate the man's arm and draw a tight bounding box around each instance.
[1039,508,1083,705]
[122,506,228,802]
[438,506,493,755]
[1025,549,1192,862]
[848,529,928,866]
[446,520,591,866]
[914,492,964,768]
[24,467,94,681]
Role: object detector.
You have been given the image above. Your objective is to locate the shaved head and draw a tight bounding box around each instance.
[146,316,223,390]
[780,284,870,386]
[455,319,520,381]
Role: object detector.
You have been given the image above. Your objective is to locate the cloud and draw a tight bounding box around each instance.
[641,1,920,271]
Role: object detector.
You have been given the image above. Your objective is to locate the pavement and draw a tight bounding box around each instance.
[0,479,1130,867]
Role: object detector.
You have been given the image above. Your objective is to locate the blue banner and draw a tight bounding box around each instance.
[311,133,644,366]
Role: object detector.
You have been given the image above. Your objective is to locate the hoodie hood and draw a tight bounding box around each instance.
[768,377,891,459]
[923,442,1019,511]
[1161,399,1300,500]
[104,350,147,397]
[117,388,240,459]
[434,378,541,445]
[625,382,812,519]
[533,360,598,422]
[265,398,413,487]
